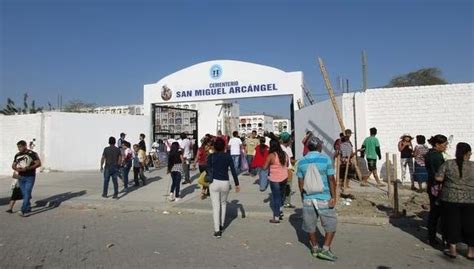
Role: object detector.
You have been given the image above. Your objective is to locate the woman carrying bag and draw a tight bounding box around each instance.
[263,138,289,224]
[195,136,212,199]
[206,137,240,238]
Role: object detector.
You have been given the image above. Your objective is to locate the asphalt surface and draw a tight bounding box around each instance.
[1,169,472,268]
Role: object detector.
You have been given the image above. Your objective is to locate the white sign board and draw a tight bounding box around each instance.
[144,60,304,106]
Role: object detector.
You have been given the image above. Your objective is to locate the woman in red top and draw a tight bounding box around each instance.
[251,137,269,191]
[194,136,212,199]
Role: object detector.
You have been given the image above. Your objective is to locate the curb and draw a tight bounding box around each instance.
[60,199,390,226]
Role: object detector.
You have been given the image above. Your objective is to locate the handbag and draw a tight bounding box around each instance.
[204,154,214,183]
[198,171,210,187]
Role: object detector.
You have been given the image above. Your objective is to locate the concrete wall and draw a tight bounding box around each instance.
[294,96,343,159]
[0,112,147,175]
[295,83,474,181]
[1,114,44,176]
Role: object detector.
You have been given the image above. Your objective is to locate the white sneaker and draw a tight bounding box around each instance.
[168,193,175,202]
[175,197,181,202]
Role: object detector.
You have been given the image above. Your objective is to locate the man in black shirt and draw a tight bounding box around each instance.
[12,140,42,216]
[138,133,146,152]
[100,137,122,199]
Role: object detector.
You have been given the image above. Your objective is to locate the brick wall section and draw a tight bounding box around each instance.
[342,83,473,181]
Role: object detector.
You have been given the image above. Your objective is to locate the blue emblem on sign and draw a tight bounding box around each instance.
[210,64,222,79]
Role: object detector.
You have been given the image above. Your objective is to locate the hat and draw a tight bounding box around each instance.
[279,132,291,142]
[400,133,413,140]
[120,132,126,137]
[307,136,323,147]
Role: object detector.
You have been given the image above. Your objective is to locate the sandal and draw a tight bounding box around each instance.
[443,250,457,259]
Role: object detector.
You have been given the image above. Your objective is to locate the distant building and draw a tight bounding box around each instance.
[273,119,291,134]
[94,105,144,115]
[239,114,274,137]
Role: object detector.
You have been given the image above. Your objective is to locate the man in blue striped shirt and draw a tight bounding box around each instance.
[296,136,338,261]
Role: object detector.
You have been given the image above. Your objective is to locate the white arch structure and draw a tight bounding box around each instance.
[143,60,305,142]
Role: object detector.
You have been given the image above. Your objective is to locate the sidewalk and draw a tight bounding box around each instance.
[0,167,388,222]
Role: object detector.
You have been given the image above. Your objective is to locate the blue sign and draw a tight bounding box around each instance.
[210,64,222,79]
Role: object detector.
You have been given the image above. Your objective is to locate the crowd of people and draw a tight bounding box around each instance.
[7,127,473,261]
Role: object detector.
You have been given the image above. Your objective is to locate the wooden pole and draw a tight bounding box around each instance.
[351,155,362,181]
[343,159,350,193]
[318,57,346,131]
[393,153,399,215]
[335,155,340,201]
[386,153,391,199]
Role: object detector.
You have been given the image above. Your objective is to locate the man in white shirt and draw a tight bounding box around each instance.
[178,133,192,184]
[228,131,243,174]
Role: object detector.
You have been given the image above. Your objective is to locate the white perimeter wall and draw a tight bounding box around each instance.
[0,112,147,175]
[294,96,343,158]
[295,83,474,180]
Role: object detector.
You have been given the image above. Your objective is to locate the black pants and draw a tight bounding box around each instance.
[133,167,146,185]
[442,201,474,246]
[428,193,442,241]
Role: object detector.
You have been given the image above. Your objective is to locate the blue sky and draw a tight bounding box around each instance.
[1,0,473,118]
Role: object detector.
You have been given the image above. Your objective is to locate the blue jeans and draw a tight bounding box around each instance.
[269,180,287,218]
[103,166,119,197]
[246,155,255,175]
[231,155,240,174]
[19,176,35,213]
[122,161,132,190]
[257,168,269,191]
[170,171,181,198]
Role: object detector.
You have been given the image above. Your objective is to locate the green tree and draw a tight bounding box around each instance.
[63,99,96,112]
[387,67,448,87]
[0,94,43,115]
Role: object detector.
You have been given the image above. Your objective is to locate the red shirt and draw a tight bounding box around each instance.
[251,145,269,168]
[196,147,208,166]
[303,142,309,156]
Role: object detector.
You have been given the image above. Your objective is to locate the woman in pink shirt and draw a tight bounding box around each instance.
[264,138,289,223]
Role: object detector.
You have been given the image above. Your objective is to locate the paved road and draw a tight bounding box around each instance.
[1,169,472,268]
[0,206,472,269]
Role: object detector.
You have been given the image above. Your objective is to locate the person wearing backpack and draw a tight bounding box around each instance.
[263,138,289,223]
[296,136,338,262]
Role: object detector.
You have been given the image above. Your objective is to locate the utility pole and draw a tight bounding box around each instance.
[362,50,368,91]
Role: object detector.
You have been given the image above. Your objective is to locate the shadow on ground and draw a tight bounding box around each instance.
[26,190,87,216]
[0,197,10,206]
[224,200,246,230]
[118,175,162,199]
[389,210,430,245]
[289,208,324,250]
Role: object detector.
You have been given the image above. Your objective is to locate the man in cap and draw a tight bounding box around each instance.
[296,136,338,261]
[280,132,295,208]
